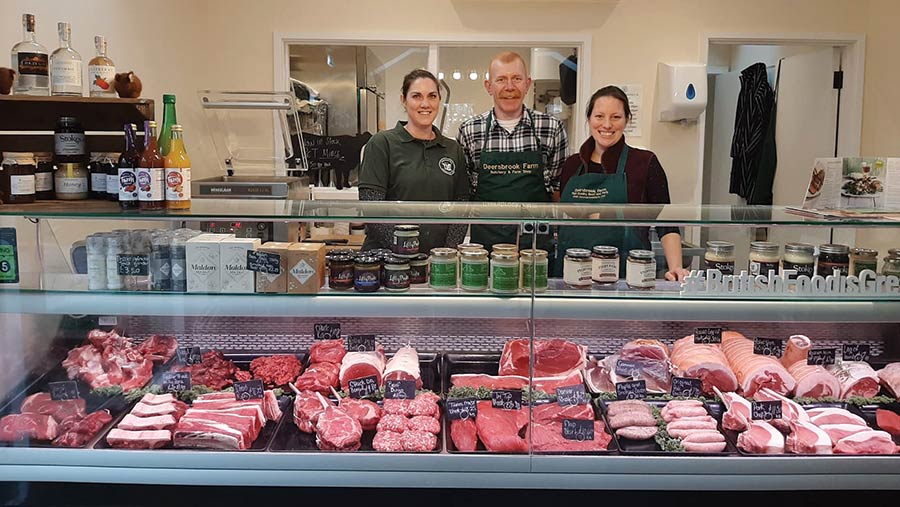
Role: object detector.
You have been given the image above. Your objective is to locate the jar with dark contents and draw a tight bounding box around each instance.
[33,152,54,200]
[0,152,37,204]
[88,152,114,199]
[327,253,355,290]
[383,256,411,292]
[392,225,420,257]
[54,116,89,200]
[817,244,850,276]
[409,253,428,284]
[353,256,381,292]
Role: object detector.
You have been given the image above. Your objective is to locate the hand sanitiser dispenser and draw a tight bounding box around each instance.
[657,63,707,122]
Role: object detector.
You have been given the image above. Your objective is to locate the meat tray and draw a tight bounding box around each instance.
[597,398,737,456]
[302,351,441,395]
[93,395,290,451]
[155,352,308,390]
[849,402,900,446]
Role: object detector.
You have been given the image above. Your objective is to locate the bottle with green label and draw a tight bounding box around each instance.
[429,248,458,289]
[490,251,519,294]
[460,248,488,291]
[158,94,177,156]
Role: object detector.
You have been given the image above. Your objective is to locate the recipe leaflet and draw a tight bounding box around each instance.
[801,157,900,211]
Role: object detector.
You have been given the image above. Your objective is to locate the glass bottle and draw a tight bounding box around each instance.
[49,22,82,97]
[53,116,88,200]
[11,14,49,96]
[87,35,115,98]
[117,123,140,210]
[158,94,177,156]
[164,124,191,209]
[138,121,165,211]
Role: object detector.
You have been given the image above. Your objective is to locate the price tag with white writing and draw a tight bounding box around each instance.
[694,327,722,344]
[670,377,702,398]
[384,380,416,400]
[49,381,79,401]
[616,380,647,400]
[117,254,149,276]
[162,372,191,393]
[753,337,784,358]
[314,323,341,340]
[807,348,837,366]
[176,346,202,365]
[491,390,522,410]
[246,251,281,274]
[562,418,595,441]
[751,400,782,421]
[556,384,588,407]
[842,344,871,362]
[614,359,643,378]
[446,398,478,421]
[348,375,379,399]
[234,379,264,400]
[346,334,376,352]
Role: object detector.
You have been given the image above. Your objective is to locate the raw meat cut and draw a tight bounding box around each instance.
[584,360,615,394]
[817,423,868,443]
[532,420,611,452]
[339,350,386,391]
[141,393,176,405]
[604,354,670,394]
[172,351,246,390]
[383,346,422,389]
[191,391,281,422]
[338,398,382,431]
[715,387,752,432]
[786,420,832,454]
[876,409,900,436]
[532,371,585,394]
[833,430,899,454]
[181,409,261,440]
[475,400,528,453]
[680,431,725,444]
[780,334,811,368]
[615,339,672,393]
[721,330,796,396]
[450,418,478,451]
[683,441,727,453]
[450,374,529,390]
[106,428,172,449]
[293,391,331,433]
[621,339,669,361]
[118,414,177,431]
[826,361,881,399]
[131,400,188,419]
[316,399,363,452]
[877,363,900,397]
[498,339,587,378]
[0,414,58,441]
[753,388,809,432]
[532,402,594,426]
[377,414,408,433]
[808,408,866,427]
[62,329,156,391]
[294,362,341,393]
[736,420,784,454]
[382,399,412,416]
[787,360,841,399]
[136,335,178,364]
[408,415,441,434]
[670,335,739,395]
[372,430,404,452]
[616,426,658,440]
[662,405,708,422]
[172,419,248,450]
[52,410,113,448]
[19,393,86,423]
[309,339,346,364]
[666,419,718,432]
[408,397,439,418]
[608,411,655,429]
[402,430,437,452]
[249,355,303,388]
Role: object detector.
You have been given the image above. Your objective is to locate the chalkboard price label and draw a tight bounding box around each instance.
[751,400,782,421]
[670,377,702,398]
[0,227,20,284]
[246,250,281,274]
[694,327,722,344]
[842,344,871,362]
[234,379,265,401]
[384,380,416,400]
[491,390,523,411]
[347,375,379,399]
[615,380,647,400]
[176,346,202,365]
[753,337,784,358]
[562,418,595,441]
[162,372,191,393]
[48,381,79,401]
[446,398,478,421]
[314,323,341,341]
[614,359,644,378]
[556,384,588,407]
[346,334,376,352]
[117,254,150,276]
[807,348,837,366]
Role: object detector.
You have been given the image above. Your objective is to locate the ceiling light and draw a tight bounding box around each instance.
[438,71,444,80]
[452,69,462,80]
[468,70,478,80]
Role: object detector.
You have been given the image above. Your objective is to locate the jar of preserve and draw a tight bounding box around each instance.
[490,251,520,294]
[704,241,735,275]
[429,248,458,289]
[626,249,656,289]
[749,241,780,277]
[520,249,548,293]
[591,245,619,285]
[392,225,420,257]
[383,256,411,292]
[353,256,381,292]
[457,243,484,252]
[782,243,815,279]
[817,244,850,276]
[54,116,88,200]
[849,248,878,276]
[491,243,517,254]
[883,250,900,277]
[563,248,592,289]
[460,248,489,291]
[0,152,36,204]
[328,254,355,290]
[88,153,107,199]
[409,253,429,284]
[33,152,55,200]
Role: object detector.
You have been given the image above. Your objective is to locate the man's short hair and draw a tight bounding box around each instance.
[489,51,528,78]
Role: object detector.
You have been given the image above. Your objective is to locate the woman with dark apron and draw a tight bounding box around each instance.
[553,86,688,281]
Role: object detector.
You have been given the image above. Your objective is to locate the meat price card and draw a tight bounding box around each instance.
[162,372,191,393]
[234,379,264,400]
[562,418,595,441]
[753,337,784,358]
[842,344,871,362]
[491,390,522,410]
[48,381,79,401]
[614,359,644,378]
[246,250,282,274]
[348,375,379,399]
[346,334,376,352]
[807,348,837,366]
[384,380,416,400]
[0,228,19,284]
[556,384,588,406]
[176,346,202,365]
[751,400,782,421]
[616,380,647,400]
[446,398,478,420]
[693,327,722,344]
[670,377,702,398]
[313,323,341,340]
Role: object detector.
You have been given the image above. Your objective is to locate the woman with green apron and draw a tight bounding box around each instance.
[554,86,688,281]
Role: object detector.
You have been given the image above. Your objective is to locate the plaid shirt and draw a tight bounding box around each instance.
[456,107,568,195]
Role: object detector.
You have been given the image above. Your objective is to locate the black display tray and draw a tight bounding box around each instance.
[93,396,291,452]
[156,352,308,389]
[597,398,736,456]
[853,402,900,446]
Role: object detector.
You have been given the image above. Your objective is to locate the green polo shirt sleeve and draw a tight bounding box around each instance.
[358,131,391,193]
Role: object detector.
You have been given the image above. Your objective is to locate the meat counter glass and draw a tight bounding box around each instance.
[0,200,899,490]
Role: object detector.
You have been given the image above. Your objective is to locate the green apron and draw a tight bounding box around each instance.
[470,110,551,251]
[552,144,644,277]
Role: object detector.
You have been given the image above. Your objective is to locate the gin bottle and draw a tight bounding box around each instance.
[88,35,115,97]
[10,14,49,95]
[50,22,82,96]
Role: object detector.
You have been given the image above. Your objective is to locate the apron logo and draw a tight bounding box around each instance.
[438,157,456,176]
[571,188,610,200]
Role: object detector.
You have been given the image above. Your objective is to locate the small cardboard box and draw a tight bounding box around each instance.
[287,242,326,293]
[255,242,291,293]
[220,237,262,294]
[186,234,232,293]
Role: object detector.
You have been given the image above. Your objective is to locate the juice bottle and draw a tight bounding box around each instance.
[117,123,139,210]
[158,94,177,156]
[164,124,191,210]
[137,120,165,211]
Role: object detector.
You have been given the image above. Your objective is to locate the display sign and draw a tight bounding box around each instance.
[751,400,783,421]
[807,348,837,366]
[347,375,378,399]
[0,228,20,283]
[233,379,265,400]
[670,377,702,398]
[48,381,79,401]
[314,323,341,340]
[176,346,202,365]
[246,251,281,274]
[842,344,871,362]
[753,337,784,358]
[681,268,900,297]
[562,418,595,441]
[446,398,478,421]
[491,390,522,411]
[693,327,723,344]
[384,380,416,400]
[346,334,376,352]
[615,380,647,400]
[556,384,588,407]
[117,254,149,276]
[614,359,644,378]
[162,372,191,393]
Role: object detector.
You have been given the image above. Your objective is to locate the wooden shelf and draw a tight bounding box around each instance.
[0,95,154,131]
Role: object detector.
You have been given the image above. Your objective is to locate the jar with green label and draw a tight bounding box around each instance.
[429,248,458,289]
[850,248,878,276]
[519,249,548,293]
[460,248,489,291]
[490,251,520,294]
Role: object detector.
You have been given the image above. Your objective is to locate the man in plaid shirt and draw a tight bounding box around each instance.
[457,51,568,250]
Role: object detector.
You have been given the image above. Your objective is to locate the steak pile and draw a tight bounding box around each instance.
[0,393,111,447]
[294,340,346,394]
[171,351,251,390]
[250,355,304,388]
[62,329,175,391]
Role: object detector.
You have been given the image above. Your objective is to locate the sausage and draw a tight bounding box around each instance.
[608,411,657,429]
[606,401,650,417]
[663,406,709,422]
[661,400,704,418]
[607,405,651,419]
[617,425,658,440]
[668,415,716,422]
[607,400,648,410]
[683,441,727,453]
[681,431,725,444]
[666,419,718,431]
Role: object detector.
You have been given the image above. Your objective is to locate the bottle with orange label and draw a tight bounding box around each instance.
[164,124,191,209]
